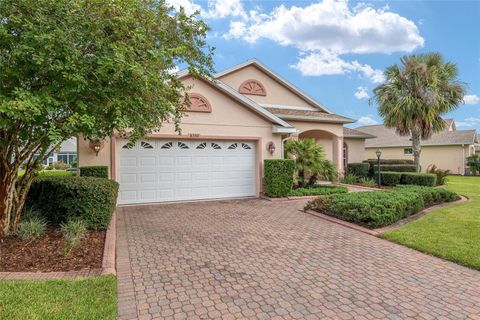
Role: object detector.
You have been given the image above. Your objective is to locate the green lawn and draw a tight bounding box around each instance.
[380,176,480,270]
[0,276,116,320]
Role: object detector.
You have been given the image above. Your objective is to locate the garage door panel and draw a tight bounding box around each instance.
[139,157,156,167]
[117,139,256,204]
[120,157,137,167]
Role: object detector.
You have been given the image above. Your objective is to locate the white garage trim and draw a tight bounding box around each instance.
[112,135,261,205]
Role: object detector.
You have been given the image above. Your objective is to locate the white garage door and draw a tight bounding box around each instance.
[116,139,257,204]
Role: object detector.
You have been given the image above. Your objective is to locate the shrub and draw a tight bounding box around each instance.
[427,165,450,185]
[305,186,457,228]
[340,174,359,184]
[365,159,414,165]
[61,219,88,253]
[52,161,69,170]
[27,176,118,229]
[14,216,48,240]
[380,172,402,186]
[347,163,369,177]
[264,159,295,197]
[373,164,417,173]
[401,173,437,186]
[357,177,377,187]
[79,166,109,178]
[467,154,480,175]
[38,170,76,177]
[288,186,347,197]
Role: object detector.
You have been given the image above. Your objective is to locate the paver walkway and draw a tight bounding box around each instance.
[116,199,480,320]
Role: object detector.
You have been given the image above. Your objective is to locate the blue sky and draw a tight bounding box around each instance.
[170,0,480,131]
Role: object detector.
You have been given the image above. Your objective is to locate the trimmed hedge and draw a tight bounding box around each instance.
[364,159,414,165]
[305,186,457,228]
[26,176,119,230]
[79,166,109,178]
[401,172,437,186]
[264,159,295,198]
[288,186,348,197]
[347,163,369,177]
[380,172,402,186]
[373,164,417,173]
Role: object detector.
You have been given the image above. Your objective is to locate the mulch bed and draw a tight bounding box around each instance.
[0,227,105,272]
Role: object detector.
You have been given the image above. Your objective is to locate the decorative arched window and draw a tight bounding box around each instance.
[140,141,154,149]
[161,142,173,149]
[227,143,238,150]
[239,79,266,96]
[185,93,212,113]
[211,143,221,150]
[196,142,207,149]
[178,142,189,149]
[241,143,252,150]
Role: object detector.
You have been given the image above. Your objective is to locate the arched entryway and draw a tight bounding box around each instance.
[294,129,344,173]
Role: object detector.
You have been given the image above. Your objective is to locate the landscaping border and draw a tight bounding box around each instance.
[0,212,116,281]
[260,194,321,202]
[305,195,467,236]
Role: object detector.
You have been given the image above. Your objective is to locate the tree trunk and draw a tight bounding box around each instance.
[411,132,422,173]
[0,164,18,236]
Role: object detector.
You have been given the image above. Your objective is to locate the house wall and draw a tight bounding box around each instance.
[218,65,317,108]
[365,145,468,174]
[344,138,366,164]
[78,76,283,181]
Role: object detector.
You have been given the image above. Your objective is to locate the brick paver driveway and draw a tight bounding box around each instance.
[116,199,480,320]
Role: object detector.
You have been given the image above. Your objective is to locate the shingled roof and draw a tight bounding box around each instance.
[343,127,376,139]
[356,123,477,148]
[264,107,355,124]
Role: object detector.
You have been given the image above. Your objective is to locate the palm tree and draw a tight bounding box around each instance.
[284,138,336,187]
[372,53,466,172]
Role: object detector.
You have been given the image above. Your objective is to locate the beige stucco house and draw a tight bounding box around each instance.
[78,59,369,204]
[356,119,478,175]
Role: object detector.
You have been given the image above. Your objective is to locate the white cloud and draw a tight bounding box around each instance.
[167,0,247,20]
[166,0,202,15]
[456,117,480,128]
[354,87,370,99]
[463,94,480,105]
[202,0,247,20]
[233,0,423,53]
[292,51,385,83]
[226,0,422,83]
[357,115,379,125]
[224,21,247,39]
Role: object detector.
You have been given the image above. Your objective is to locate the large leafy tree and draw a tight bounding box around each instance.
[0,0,213,235]
[372,53,465,172]
[284,138,337,187]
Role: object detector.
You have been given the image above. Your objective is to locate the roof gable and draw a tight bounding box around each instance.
[175,70,294,130]
[215,59,331,113]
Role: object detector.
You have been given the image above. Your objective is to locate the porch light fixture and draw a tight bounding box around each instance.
[266,141,276,155]
[376,148,382,188]
[89,140,104,157]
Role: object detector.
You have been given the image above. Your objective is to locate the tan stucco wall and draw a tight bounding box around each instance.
[365,145,469,174]
[344,138,366,164]
[218,65,316,108]
[78,76,283,182]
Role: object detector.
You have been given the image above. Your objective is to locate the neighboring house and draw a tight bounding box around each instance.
[78,59,370,204]
[44,137,77,167]
[355,119,478,175]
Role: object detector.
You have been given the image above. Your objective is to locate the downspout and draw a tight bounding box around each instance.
[281,134,294,159]
[462,144,465,176]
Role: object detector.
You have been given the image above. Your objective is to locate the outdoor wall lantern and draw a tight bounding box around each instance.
[376,148,382,188]
[89,140,104,156]
[266,141,276,155]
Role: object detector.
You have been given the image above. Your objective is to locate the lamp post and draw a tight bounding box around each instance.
[376,148,382,188]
